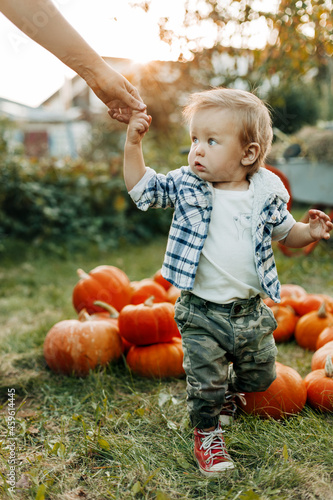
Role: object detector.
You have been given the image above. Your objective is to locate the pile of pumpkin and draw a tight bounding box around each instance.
[43,267,333,417]
[244,283,333,417]
[43,265,184,380]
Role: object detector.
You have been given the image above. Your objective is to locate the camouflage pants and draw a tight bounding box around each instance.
[174,292,278,429]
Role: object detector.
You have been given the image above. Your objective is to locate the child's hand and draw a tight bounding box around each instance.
[308,209,333,240]
[126,111,152,145]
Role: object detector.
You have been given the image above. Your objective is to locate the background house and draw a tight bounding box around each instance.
[0,57,151,158]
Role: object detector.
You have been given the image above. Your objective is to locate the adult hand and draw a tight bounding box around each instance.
[86,62,146,124]
[0,0,146,124]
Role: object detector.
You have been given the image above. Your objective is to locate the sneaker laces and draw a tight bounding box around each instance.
[199,427,229,464]
[225,391,246,405]
[219,392,247,425]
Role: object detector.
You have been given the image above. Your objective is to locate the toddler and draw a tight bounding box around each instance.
[123,88,332,476]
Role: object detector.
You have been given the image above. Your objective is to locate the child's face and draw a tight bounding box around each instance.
[188,107,251,189]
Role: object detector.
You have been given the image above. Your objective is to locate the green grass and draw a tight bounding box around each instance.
[1,235,333,500]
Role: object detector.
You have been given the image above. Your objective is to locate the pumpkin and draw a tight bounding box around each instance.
[279,284,307,311]
[130,279,168,305]
[78,301,119,325]
[238,362,307,419]
[43,315,123,376]
[264,284,307,309]
[280,284,307,300]
[83,300,133,353]
[126,337,184,378]
[311,341,333,371]
[294,302,333,351]
[322,294,333,314]
[290,293,328,317]
[167,285,181,305]
[263,297,275,308]
[118,296,180,346]
[271,305,298,343]
[72,266,132,314]
[153,269,172,291]
[316,326,333,350]
[304,355,333,412]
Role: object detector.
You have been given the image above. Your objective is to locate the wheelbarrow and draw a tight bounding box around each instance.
[266,159,333,256]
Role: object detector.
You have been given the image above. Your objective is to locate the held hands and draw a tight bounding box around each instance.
[308,209,333,241]
[106,74,146,123]
[126,111,152,145]
[91,67,146,124]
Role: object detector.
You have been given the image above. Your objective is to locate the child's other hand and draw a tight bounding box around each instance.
[308,209,333,240]
[126,111,152,144]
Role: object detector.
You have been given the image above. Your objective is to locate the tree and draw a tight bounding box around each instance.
[134,0,333,117]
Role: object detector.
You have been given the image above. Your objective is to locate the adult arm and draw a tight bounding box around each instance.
[0,0,146,122]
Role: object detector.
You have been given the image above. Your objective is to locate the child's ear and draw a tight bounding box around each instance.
[241,143,260,166]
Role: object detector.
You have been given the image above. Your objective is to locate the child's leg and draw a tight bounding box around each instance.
[174,292,233,429]
[175,293,278,476]
[228,300,278,394]
[182,327,230,429]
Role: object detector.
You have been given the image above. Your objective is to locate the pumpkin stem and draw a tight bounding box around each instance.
[93,300,119,318]
[144,296,155,307]
[77,268,90,280]
[325,355,333,378]
[78,309,91,322]
[317,301,327,319]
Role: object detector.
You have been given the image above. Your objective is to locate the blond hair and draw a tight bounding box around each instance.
[183,88,273,176]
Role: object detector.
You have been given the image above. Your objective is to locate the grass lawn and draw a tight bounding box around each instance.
[1,234,333,500]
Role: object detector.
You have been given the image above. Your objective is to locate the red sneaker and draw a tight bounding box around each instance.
[194,424,234,476]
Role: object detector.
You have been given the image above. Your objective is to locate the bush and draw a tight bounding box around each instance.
[0,155,172,250]
[267,83,320,134]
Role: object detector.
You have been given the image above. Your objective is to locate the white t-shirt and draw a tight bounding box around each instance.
[192,183,292,303]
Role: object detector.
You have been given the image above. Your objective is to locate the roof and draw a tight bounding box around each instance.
[0,96,83,123]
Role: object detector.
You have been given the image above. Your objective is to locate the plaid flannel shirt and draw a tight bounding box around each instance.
[129,165,294,302]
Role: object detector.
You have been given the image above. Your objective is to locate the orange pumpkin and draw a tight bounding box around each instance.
[126,337,184,378]
[279,284,307,310]
[290,293,328,317]
[43,315,123,376]
[322,294,333,314]
[294,303,333,351]
[263,297,275,308]
[118,296,180,346]
[304,355,333,412]
[130,279,168,305]
[316,326,333,350]
[280,284,307,300]
[311,341,333,371]
[78,301,119,325]
[167,285,181,304]
[72,266,132,314]
[83,300,133,353]
[271,305,298,343]
[238,362,307,419]
[264,284,307,310]
[153,269,172,291]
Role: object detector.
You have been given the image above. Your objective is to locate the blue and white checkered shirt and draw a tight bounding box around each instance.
[129,166,295,302]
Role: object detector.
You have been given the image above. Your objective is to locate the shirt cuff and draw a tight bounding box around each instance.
[128,167,156,203]
[272,212,296,241]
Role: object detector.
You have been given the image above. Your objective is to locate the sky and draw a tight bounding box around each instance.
[0,0,274,107]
